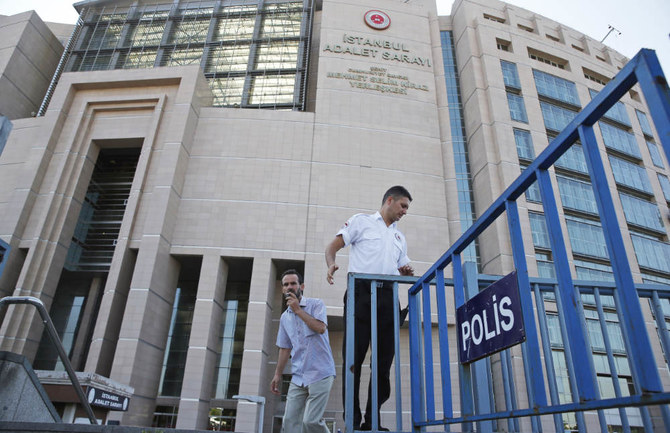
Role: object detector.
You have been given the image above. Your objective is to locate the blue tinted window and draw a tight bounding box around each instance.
[526,180,542,202]
[619,193,664,231]
[507,93,528,122]
[557,176,598,214]
[533,69,580,106]
[540,101,577,132]
[646,140,665,168]
[608,156,652,193]
[501,60,521,89]
[636,110,653,136]
[658,174,670,201]
[589,88,630,126]
[631,234,670,273]
[599,122,640,158]
[556,143,588,174]
[574,260,614,282]
[566,216,609,259]
[514,129,534,160]
[529,212,550,248]
[441,31,479,265]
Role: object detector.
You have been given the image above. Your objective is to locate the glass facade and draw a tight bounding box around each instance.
[533,69,580,106]
[659,174,670,201]
[619,193,664,231]
[66,0,313,110]
[501,60,521,89]
[557,175,598,214]
[646,140,665,168]
[529,212,551,249]
[555,143,589,174]
[636,110,654,137]
[540,101,577,132]
[599,122,641,158]
[507,92,528,123]
[441,31,479,265]
[158,283,197,397]
[631,234,670,273]
[514,128,534,160]
[608,156,653,193]
[589,88,631,126]
[565,216,608,259]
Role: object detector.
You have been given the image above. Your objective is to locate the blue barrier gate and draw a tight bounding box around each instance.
[343,49,670,433]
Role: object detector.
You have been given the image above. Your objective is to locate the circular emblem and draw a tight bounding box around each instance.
[364,10,390,30]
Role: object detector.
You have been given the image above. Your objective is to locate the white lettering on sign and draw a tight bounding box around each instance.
[460,295,514,351]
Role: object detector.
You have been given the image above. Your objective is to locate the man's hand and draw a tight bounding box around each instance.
[270,373,282,395]
[285,292,301,312]
[398,264,414,276]
[326,263,339,284]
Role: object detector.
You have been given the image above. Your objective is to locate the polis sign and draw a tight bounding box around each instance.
[456,272,525,364]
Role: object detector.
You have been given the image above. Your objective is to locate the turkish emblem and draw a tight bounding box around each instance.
[364,10,391,30]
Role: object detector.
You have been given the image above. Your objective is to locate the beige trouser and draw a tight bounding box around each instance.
[282,375,334,433]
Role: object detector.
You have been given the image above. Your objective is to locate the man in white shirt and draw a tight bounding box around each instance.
[271,269,336,433]
[325,186,414,431]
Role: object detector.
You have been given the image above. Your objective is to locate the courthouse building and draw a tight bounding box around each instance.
[0,0,668,431]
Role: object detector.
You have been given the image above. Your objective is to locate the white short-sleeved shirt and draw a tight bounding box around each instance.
[276,297,336,386]
[336,211,410,275]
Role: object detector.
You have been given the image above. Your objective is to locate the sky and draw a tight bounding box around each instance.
[0,0,668,74]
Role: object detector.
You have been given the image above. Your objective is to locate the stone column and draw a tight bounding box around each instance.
[176,254,228,429]
[235,257,275,433]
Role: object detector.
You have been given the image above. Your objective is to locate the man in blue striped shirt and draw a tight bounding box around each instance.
[271,269,336,433]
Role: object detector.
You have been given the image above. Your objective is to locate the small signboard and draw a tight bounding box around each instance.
[456,271,525,364]
[87,387,129,411]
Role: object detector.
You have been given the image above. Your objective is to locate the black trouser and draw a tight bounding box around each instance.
[342,280,396,428]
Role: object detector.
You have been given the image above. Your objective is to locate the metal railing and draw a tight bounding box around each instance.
[344,48,670,433]
[345,272,670,433]
[0,296,98,424]
[405,48,670,432]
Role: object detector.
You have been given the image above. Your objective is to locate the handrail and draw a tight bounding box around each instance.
[0,296,98,424]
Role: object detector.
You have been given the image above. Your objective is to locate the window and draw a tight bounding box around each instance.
[619,193,664,231]
[589,89,631,126]
[583,67,609,86]
[608,156,653,193]
[507,93,528,123]
[501,60,521,89]
[540,101,577,132]
[566,216,609,259]
[556,143,589,174]
[533,69,580,106]
[598,122,640,158]
[631,234,670,273]
[572,44,584,52]
[528,48,567,70]
[67,0,312,110]
[636,110,654,137]
[546,34,560,42]
[496,38,511,52]
[518,24,534,33]
[484,13,506,23]
[658,174,670,201]
[574,259,614,281]
[514,129,534,160]
[557,176,598,214]
[536,252,556,279]
[529,212,551,249]
[646,140,665,168]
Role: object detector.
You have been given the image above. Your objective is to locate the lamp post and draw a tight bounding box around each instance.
[233,394,265,433]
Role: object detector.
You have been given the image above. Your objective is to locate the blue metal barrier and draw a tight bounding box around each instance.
[405,48,670,432]
[343,49,670,433]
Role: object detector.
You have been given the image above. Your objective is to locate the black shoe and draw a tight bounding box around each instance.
[359,422,389,431]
